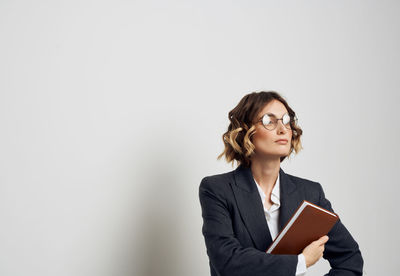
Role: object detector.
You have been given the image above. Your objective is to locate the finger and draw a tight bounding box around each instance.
[319,235,329,243]
[316,240,328,247]
[320,239,329,245]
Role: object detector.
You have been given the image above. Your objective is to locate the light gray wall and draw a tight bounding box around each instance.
[1,1,399,275]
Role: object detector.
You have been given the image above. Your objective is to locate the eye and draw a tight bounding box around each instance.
[262,114,274,125]
[282,113,291,125]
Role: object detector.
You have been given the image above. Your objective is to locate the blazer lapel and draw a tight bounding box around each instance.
[232,164,273,251]
[232,164,304,251]
[278,168,303,232]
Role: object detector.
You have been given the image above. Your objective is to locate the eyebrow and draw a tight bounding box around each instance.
[266,112,287,118]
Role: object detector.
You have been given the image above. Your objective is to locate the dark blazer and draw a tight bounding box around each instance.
[199,164,364,276]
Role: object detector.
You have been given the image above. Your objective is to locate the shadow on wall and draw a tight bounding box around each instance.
[130,140,187,276]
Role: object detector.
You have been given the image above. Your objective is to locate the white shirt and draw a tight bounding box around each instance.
[254,174,307,276]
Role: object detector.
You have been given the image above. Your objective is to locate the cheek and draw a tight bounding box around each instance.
[253,129,273,144]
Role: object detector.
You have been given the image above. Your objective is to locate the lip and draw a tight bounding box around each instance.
[275,139,288,144]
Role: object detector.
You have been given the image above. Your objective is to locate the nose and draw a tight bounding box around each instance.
[276,119,287,133]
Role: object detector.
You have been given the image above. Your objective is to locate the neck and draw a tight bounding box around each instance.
[250,154,281,192]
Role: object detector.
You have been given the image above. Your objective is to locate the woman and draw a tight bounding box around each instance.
[198,91,364,276]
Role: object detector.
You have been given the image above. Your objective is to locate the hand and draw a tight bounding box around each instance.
[302,235,329,268]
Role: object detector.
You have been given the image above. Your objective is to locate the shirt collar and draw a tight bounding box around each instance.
[253,173,281,205]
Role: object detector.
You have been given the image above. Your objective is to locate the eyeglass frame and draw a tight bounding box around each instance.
[255,112,298,131]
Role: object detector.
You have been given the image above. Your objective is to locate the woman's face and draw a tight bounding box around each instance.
[251,100,293,159]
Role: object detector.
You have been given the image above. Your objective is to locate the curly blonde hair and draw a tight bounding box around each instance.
[217,91,303,167]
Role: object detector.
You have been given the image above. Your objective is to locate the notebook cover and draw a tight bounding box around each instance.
[267,200,339,255]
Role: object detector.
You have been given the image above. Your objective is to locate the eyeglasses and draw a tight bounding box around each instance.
[256,113,298,131]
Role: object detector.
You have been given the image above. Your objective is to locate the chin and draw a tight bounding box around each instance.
[256,146,290,158]
[277,149,291,157]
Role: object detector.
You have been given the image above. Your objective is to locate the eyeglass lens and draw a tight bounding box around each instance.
[262,113,295,130]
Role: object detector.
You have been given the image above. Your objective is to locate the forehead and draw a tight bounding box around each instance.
[257,100,288,118]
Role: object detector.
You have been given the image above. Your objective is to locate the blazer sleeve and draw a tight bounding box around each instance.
[199,176,298,276]
[317,182,364,276]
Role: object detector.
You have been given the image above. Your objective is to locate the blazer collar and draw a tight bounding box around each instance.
[232,164,303,251]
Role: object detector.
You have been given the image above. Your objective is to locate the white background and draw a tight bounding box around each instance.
[1,1,399,275]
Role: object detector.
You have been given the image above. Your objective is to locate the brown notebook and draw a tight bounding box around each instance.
[266,200,339,255]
